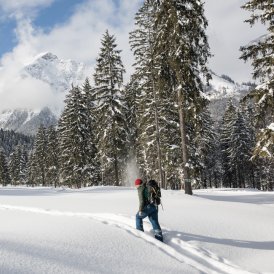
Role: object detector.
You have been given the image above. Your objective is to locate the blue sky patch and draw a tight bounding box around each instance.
[0,20,17,56]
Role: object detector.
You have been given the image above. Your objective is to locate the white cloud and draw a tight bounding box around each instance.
[0,0,269,113]
[0,0,142,111]
[0,76,64,112]
[204,0,267,83]
[26,0,141,77]
[0,0,55,19]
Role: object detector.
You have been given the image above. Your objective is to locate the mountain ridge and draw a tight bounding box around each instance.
[0,52,253,135]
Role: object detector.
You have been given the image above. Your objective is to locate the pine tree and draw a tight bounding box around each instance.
[19,147,28,185]
[153,0,211,194]
[58,86,100,188]
[240,0,274,159]
[240,102,258,188]
[228,110,253,188]
[27,150,37,187]
[93,30,127,186]
[31,125,47,186]
[9,147,21,185]
[45,126,59,187]
[194,108,218,188]
[82,78,101,185]
[0,148,10,186]
[158,85,182,190]
[219,101,237,188]
[9,145,28,185]
[130,0,165,186]
[123,79,140,185]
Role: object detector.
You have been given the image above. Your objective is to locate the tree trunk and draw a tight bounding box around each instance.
[177,87,192,195]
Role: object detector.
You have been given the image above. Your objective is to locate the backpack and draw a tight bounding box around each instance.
[146,180,161,206]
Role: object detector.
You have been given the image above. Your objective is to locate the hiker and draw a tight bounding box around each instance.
[135,178,163,242]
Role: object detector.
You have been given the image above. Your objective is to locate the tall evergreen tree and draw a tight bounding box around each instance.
[27,150,37,187]
[58,86,100,188]
[240,0,274,159]
[123,79,140,184]
[31,125,47,186]
[82,78,101,184]
[130,0,165,187]
[0,148,10,186]
[153,0,211,194]
[228,110,253,188]
[9,147,21,185]
[219,101,237,188]
[9,145,28,185]
[45,126,59,187]
[93,30,127,186]
[194,108,218,188]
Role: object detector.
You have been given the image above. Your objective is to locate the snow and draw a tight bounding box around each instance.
[245,34,270,48]
[268,123,274,131]
[0,186,274,274]
[0,52,92,133]
[23,52,90,95]
[0,109,13,125]
[203,72,249,101]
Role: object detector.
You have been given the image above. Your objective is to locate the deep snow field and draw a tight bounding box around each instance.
[0,186,274,274]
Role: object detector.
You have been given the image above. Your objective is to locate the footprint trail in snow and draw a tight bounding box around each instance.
[0,204,255,274]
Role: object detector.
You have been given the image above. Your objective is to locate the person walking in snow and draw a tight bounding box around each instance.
[135,178,163,242]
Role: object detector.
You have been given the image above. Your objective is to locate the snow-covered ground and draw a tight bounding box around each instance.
[0,186,273,274]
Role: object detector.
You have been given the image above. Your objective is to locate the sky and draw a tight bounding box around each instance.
[0,0,267,111]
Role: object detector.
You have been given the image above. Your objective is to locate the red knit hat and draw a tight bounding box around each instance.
[135,178,143,186]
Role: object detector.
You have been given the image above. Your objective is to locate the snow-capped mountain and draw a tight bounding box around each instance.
[0,52,253,135]
[22,52,89,93]
[204,72,254,122]
[0,107,58,136]
[0,52,91,135]
[205,71,251,100]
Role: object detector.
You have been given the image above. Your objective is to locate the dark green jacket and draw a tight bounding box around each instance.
[137,184,148,211]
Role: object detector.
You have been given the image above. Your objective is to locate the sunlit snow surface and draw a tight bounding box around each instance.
[0,186,274,274]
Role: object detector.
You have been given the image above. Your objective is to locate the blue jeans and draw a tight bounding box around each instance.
[136,204,163,242]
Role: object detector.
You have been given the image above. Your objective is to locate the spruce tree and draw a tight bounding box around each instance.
[194,108,218,188]
[31,125,47,186]
[82,78,101,185]
[123,79,140,185]
[228,111,253,188]
[0,148,10,186]
[27,151,37,187]
[153,0,211,194]
[45,126,59,187]
[58,86,100,188]
[130,0,165,186]
[219,101,237,188]
[9,147,21,185]
[9,145,28,185]
[240,0,274,159]
[93,30,127,186]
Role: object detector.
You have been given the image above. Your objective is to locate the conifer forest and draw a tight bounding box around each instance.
[0,0,273,194]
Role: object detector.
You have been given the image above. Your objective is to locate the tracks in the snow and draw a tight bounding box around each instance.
[0,204,254,274]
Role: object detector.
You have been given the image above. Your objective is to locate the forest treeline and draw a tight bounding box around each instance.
[0,0,273,192]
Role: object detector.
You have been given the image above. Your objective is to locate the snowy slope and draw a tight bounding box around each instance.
[23,52,89,93]
[0,107,57,136]
[205,73,253,121]
[0,187,273,274]
[204,72,250,101]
